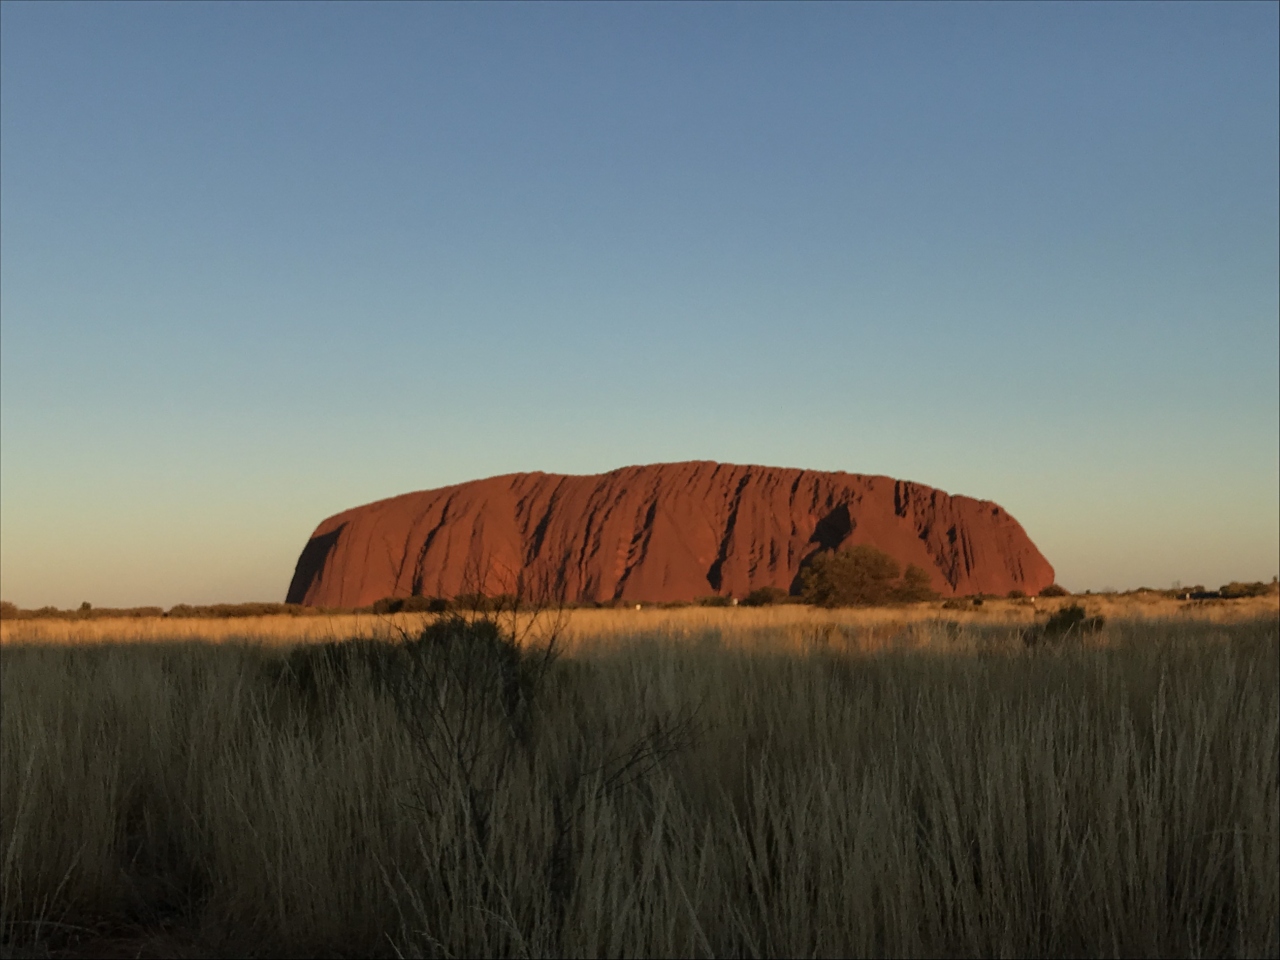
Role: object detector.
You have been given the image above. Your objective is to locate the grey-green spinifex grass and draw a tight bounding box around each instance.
[2,616,1276,958]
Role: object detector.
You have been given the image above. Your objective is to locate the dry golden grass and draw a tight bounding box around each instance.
[3,593,1274,650]
[2,603,1277,957]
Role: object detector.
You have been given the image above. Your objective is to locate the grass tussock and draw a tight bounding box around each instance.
[1,614,1277,958]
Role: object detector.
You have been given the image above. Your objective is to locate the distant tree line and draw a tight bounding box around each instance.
[0,601,347,621]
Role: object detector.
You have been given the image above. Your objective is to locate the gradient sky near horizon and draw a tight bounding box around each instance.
[2,1,1277,608]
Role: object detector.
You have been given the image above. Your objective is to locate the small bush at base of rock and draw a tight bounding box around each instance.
[696,595,734,607]
[800,545,939,607]
[742,586,790,607]
[369,595,451,614]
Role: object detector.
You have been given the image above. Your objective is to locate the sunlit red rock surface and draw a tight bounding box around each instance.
[286,462,1055,606]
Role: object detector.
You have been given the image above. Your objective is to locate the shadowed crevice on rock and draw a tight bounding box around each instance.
[810,503,854,552]
[706,474,752,593]
[285,524,346,604]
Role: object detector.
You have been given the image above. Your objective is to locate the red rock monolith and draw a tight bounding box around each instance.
[286,461,1054,607]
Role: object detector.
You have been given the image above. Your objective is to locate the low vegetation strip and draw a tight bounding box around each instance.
[1,614,1276,958]
[3,579,1274,622]
[2,595,1277,649]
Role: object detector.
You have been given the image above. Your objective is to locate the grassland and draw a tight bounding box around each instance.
[3,593,1275,649]
[2,598,1277,958]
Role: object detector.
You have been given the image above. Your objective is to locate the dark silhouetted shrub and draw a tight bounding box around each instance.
[274,638,409,702]
[1219,581,1270,599]
[1024,603,1105,647]
[451,593,522,614]
[120,607,166,618]
[398,596,451,613]
[742,587,789,607]
[166,602,308,619]
[1007,590,1026,600]
[696,595,734,607]
[1039,584,1069,597]
[369,596,453,614]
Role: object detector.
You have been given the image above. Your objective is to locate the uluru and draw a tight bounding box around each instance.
[286,462,1054,607]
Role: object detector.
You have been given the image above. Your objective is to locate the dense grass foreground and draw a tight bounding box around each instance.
[2,618,1277,958]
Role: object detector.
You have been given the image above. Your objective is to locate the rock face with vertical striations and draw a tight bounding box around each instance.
[286,461,1055,607]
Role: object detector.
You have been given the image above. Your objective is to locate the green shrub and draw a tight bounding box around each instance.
[800,545,938,608]
[896,564,938,602]
[741,586,789,607]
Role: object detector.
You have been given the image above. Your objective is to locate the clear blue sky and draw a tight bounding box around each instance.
[2,1,1276,606]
